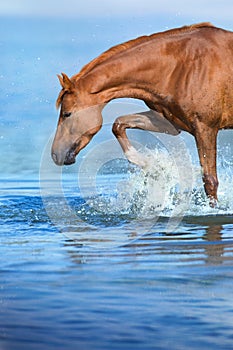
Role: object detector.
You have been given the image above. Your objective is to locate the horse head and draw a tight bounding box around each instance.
[51,73,103,165]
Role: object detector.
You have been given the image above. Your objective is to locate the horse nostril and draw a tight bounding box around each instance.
[51,152,58,164]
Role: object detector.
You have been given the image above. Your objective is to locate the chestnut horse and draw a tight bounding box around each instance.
[51,23,233,206]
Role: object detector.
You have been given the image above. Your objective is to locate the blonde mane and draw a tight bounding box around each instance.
[73,22,213,81]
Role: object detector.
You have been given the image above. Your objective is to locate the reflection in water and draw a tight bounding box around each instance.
[63,222,233,269]
[203,225,225,265]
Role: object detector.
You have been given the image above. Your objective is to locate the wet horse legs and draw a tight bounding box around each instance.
[194,123,219,206]
[113,111,219,206]
[112,109,179,167]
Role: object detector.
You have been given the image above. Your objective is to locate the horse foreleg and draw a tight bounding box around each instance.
[112,110,180,167]
[194,123,219,207]
[112,113,147,167]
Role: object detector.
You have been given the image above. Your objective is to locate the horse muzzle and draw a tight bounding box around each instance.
[63,145,77,165]
[51,143,78,166]
[51,130,96,166]
[51,135,89,166]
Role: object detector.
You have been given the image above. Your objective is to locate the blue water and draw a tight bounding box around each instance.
[1,17,233,350]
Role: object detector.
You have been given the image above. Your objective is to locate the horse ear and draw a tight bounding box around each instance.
[57,74,64,87]
[57,73,74,91]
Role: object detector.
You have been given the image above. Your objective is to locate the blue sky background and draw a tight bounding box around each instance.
[0,0,233,28]
[0,0,231,19]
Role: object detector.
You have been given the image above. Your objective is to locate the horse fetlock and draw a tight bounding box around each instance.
[125,146,147,167]
[203,174,219,199]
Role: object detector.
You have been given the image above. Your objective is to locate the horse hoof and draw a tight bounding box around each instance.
[209,196,218,208]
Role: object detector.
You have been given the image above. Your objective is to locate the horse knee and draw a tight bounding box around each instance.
[112,117,125,137]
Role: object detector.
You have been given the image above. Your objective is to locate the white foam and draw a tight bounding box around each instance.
[113,147,233,218]
[84,143,233,221]
[121,147,197,218]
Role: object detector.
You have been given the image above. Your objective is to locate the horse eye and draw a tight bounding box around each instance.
[63,112,72,118]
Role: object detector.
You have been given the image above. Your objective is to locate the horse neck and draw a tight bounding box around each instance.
[78,53,161,104]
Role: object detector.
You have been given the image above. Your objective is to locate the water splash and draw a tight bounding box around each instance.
[122,147,193,217]
[84,146,233,220]
[81,146,192,223]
